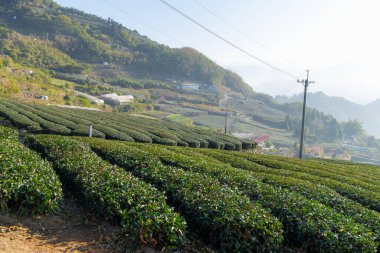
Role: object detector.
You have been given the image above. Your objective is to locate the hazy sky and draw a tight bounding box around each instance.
[55,0,380,104]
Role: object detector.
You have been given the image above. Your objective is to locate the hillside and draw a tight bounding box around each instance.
[276,91,380,138]
[0,0,253,96]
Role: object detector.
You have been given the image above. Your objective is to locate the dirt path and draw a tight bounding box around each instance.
[0,195,217,253]
[0,197,125,253]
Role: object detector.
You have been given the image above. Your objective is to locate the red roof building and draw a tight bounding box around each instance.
[253,135,270,143]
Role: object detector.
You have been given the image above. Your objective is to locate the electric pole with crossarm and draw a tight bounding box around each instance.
[297,70,315,159]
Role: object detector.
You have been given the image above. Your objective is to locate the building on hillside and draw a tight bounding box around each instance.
[176,83,200,90]
[72,90,104,105]
[253,134,270,147]
[100,93,134,106]
[37,95,48,101]
[92,98,104,105]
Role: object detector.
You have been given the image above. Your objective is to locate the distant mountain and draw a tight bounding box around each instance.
[276,92,380,137]
[366,99,380,111]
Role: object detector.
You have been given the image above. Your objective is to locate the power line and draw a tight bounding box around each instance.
[100,0,185,47]
[190,0,300,68]
[277,79,297,94]
[275,81,298,97]
[273,70,307,97]
[281,82,299,95]
[158,0,299,79]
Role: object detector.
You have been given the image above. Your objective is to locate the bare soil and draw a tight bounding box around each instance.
[0,196,126,253]
[0,194,216,253]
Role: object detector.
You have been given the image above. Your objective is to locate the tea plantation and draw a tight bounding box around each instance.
[0,99,254,150]
[1,125,380,252]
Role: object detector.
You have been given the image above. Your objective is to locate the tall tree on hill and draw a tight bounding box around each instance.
[342,119,364,138]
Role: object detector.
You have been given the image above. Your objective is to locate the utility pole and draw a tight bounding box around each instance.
[224,100,228,134]
[297,70,315,159]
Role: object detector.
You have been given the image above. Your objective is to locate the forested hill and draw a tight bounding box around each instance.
[0,0,253,96]
[276,92,380,138]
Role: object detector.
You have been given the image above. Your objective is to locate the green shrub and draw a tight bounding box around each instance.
[179,137,200,148]
[94,124,134,141]
[152,136,177,146]
[0,101,71,134]
[72,125,106,138]
[107,124,152,143]
[228,152,380,212]
[0,104,41,131]
[83,138,284,253]
[0,133,62,215]
[223,143,236,150]
[241,140,254,149]
[17,103,77,129]
[176,140,189,147]
[165,147,379,252]
[26,135,186,249]
[205,138,222,149]
[0,126,18,140]
[199,139,209,148]
[0,100,254,149]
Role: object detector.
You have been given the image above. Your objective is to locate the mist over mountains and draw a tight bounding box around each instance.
[276,92,380,138]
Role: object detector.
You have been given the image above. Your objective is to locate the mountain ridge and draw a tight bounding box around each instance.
[276,91,380,137]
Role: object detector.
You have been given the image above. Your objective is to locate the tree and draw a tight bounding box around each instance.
[342,119,364,138]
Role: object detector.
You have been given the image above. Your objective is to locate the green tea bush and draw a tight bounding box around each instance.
[204,138,222,149]
[72,125,106,138]
[107,124,152,143]
[0,130,62,215]
[158,146,380,246]
[0,104,41,131]
[0,101,71,135]
[17,103,77,129]
[83,138,284,253]
[151,136,177,146]
[179,137,200,148]
[0,100,255,149]
[161,146,379,252]
[94,125,134,141]
[26,135,186,249]
[241,140,254,149]
[0,126,18,140]
[222,152,380,212]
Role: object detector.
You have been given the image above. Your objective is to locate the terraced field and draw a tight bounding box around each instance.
[0,99,254,150]
[1,126,380,252]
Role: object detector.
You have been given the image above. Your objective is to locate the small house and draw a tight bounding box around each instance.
[100,93,134,106]
[37,95,49,101]
[177,83,200,90]
[92,98,105,105]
